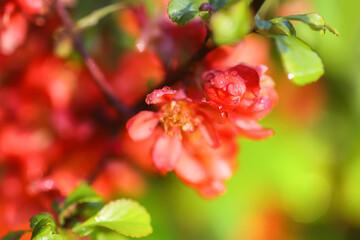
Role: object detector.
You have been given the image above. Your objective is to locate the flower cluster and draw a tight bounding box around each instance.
[0,0,75,56]
[127,63,277,198]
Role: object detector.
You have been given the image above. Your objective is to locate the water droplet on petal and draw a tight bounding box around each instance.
[136,41,145,52]
[44,179,54,189]
[288,73,294,80]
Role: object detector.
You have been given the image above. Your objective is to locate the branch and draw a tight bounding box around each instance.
[137,0,267,108]
[87,153,110,184]
[250,0,266,15]
[159,30,214,89]
[54,0,131,117]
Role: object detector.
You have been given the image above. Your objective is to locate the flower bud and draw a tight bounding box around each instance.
[199,3,215,14]
[202,69,247,112]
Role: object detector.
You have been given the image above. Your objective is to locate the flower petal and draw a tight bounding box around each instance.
[145,86,177,105]
[229,64,260,97]
[198,121,221,148]
[198,101,227,124]
[152,132,182,172]
[255,64,268,77]
[175,151,206,184]
[0,3,28,55]
[126,111,159,141]
[234,96,272,121]
[234,119,274,140]
[198,180,226,198]
[210,158,233,180]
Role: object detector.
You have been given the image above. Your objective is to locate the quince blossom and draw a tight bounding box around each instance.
[127,87,233,197]
[127,63,277,198]
[201,64,277,140]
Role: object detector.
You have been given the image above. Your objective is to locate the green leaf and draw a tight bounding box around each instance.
[57,228,80,240]
[210,0,251,45]
[168,0,209,25]
[63,183,103,210]
[272,20,296,36]
[71,225,94,237]
[30,213,54,229]
[75,3,125,31]
[191,0,207,7]
[255,15,295,36]
[271,13,339,36]
[59,183,103,225]
[2,230,30,240]
[31,216,62,240]
[274,34,324,85]
[92,229,129,240]
[72,199,152,238]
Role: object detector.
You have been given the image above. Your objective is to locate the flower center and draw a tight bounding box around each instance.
[160,100,197,137]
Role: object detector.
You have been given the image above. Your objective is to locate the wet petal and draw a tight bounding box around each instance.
[126,111,159,141]
[234,96,272,121]
[145,86,177,105]
[198,101,227,124]
[152,132,182,172]
[201,70,246,112]
[229,64,260,97]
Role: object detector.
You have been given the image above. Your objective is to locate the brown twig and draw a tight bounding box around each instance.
[158,30,214,89]
[250,0,266,15]
[87,154,110,184]
[135,0,267,111]
[56,0,268,183]
[158,0,267,92]
[54,0,131,117]
[133,27,215,112]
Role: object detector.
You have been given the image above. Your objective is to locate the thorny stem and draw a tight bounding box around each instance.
[54,0,131,117]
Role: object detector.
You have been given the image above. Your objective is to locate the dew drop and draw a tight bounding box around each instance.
[287,73,294,80]
[44,179,54,189]
[136,41,145,52]
[221,112,228,118]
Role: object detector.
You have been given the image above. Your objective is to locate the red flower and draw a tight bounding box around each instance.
[202,64,260,112]
[127,87,236,197]
[202,64,277,140]
[228,65,278,140]
[127,63,277,198]
[16,0,77,16]
[16,0,48,16]
[0,2,28,55]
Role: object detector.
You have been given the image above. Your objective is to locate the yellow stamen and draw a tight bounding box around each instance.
[160,100,197,137]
